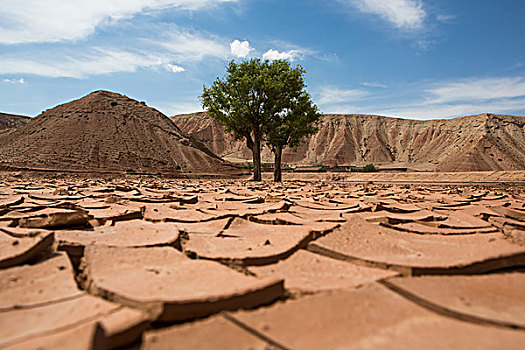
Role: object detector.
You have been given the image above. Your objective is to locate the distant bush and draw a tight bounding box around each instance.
[241,163,253,170]
[363,164,378,172]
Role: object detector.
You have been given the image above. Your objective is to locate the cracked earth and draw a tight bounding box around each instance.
[0,173,524,349]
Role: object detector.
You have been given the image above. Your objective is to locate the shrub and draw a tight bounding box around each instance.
[363,164,378,172]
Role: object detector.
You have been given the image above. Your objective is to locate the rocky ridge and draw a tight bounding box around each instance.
[173,112,525,172]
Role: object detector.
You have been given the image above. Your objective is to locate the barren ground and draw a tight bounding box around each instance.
[0,171,524,349]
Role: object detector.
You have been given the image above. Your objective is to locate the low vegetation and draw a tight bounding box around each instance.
[363,164,378,172]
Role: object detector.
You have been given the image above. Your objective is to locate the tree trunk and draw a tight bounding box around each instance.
[273,145,282,182]
[245,134,254,154]
[252,136,262,181]
[244,134,260,181]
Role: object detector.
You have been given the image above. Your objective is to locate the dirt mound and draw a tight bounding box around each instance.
[173,113,525,171]
[0,91,236,174]
[0,112,30,131]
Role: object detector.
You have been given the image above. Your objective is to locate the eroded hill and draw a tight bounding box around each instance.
[0,91,237,174]
[173,112,525,172]
[0,112,30,131]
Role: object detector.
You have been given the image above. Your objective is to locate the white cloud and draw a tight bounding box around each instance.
[318,86,369,105]
[377,98,525,119]
[0,26,230,78]
[2,78,25,84]
[0,0,238,44]
[426,77,525,104]
[370,76,525,119]
[158,101,204,115]
[230,40,253,58]
[341,0,426,30]
[262,49,301,61]
[436,14,455,23]
[165,64,185,73]
[157,29,230,61]
[321,104,362,114]
[361,81,388,88]
[315,76,525,119]
[0,49,163,78]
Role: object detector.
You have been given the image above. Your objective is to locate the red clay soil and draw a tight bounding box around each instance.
[0,253,82,310]
[231,283,525,350]
[1,174,524,349]
[386,273,525,328]
[0,252,149,349]
[249,249,398,293]
[0,91,237,174]
[173,112,525,171]
[142,315,271,350]
[309,215,525,275]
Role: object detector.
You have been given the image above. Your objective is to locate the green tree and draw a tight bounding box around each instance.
[202,59,319,181]
[201,59,268,180]
[264,62,319,181]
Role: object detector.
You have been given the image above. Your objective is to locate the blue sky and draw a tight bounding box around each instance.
[1,0,524,119]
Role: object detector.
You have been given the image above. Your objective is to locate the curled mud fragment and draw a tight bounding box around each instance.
[82,245,285,322]
[184,218,339,266]
[0,252,81,311]
[308,216,525,275]
[18,210,93,229]
[0,231,54,269]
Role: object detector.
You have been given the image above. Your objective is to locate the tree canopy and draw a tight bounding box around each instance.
[201,59,319,181]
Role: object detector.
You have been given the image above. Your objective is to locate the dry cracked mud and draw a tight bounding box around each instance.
[0,172,523,349]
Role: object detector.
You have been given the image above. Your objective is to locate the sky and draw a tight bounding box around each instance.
[0,0,524,119]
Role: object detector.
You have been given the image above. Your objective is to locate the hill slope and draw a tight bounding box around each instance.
[0,91,236,174]
[0,112,30,130]
[173,113,525,172]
